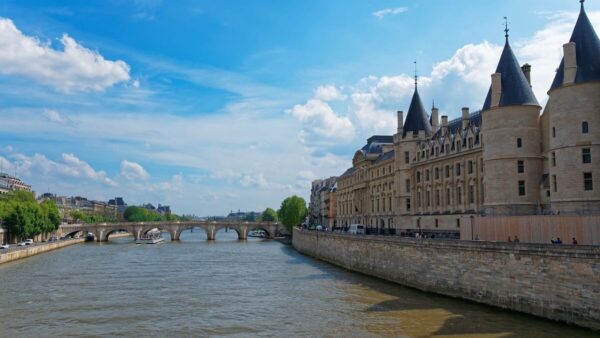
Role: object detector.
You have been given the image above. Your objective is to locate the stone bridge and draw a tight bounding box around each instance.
[58,221,284,242]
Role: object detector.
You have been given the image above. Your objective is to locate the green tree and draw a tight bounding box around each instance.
[260,208,278,222]
[278,196,307,231]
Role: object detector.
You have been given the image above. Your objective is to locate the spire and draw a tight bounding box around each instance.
[482,22,539,111]
[504,16,510,42]
[403,82,432,138]
[550,0,600,90]
[414,60,418,88]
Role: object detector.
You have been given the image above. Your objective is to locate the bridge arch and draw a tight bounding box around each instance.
[141,226,176,241]
[246,226,273,239]
[103,229,135,242]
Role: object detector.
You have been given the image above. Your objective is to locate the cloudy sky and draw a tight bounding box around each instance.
[0,0,598,215]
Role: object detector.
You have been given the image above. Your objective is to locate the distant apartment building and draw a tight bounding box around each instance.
[157,204,171,216]
[38,193,117,222]
[309,177,337,227]
[0,173,32,194]
[108,197,128,220]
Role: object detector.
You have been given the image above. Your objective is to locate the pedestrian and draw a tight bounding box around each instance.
[551,238,556,244]
[513,236,520,243]
[572,237,578,245]
[507,236,512,243]
[556,237,563,244]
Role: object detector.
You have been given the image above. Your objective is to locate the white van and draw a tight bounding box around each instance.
[348,224,365,235]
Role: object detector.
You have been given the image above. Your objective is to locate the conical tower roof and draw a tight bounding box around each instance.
[403,87,432,137]
[482,38,539,111]
[550,1,600,90]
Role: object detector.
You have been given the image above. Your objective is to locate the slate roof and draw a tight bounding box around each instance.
[433,111,482,139]
[482,39,539,111]
[340,167,356,178]
[550,2,600,90]
[403,87,432,137]
[374,150,395,164]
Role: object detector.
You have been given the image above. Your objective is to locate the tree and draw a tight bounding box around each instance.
[278,196,307,231]
[260,208,278,222]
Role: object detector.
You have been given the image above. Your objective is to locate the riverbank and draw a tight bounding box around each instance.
[292,228,600,331]
[0,238,85,265]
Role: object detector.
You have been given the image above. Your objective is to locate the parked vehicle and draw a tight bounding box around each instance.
[348,224,365,235]
[24,239,33,245]
[0,244,9,249]
[315,225,324,231]
[17,242,26,246]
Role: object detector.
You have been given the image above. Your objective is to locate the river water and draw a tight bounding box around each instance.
[0,230,596,338]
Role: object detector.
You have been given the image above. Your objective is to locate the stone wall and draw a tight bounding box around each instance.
[293,228,600,330]
[0,238,84,265]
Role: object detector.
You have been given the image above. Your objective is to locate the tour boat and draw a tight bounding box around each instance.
[136,230,165,244]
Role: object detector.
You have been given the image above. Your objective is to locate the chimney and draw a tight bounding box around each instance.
[521,64,531,87]
[491,73,502,108]
[563,42,577,85]
[461,107,470,129]
[441,115,448,133]
[431,107,439,132]
[397,111,404,134]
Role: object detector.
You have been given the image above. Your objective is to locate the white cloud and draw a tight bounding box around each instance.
[0,18,131,92]
[43,109,73,125]
[314,85,346,101]
[120,160,150,180]
[372,7,408,19]
[7,151,116,187]
[431,41,503,90]
[288,99,355,140]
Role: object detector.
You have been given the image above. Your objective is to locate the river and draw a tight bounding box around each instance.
[0,230,596,338]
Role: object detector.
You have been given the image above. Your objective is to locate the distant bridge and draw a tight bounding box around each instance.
[58,221,285,242]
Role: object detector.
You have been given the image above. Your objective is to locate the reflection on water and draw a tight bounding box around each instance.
[0,230,595,338]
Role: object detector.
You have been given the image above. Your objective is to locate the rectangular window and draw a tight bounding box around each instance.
[469,185,474,204]
[553,175,557,193]
[436,190,440,206]
[405,179,410,193]
[517,160,524,173]
[468,160,473,174]
[406,198,411,211]
[446,188,451,206]
[456,163,461,176]
[426,170,430,181]
[404,151,410,164]
[582,122,589,134]
[435,167,439,180]
[552,127,556,138]
[445,165,450,178]
[582,148,591,164]
[416,172,421,183]
[417,192,421,207]
[517,138,522,148]
[426,191,431,207]
[457,187,462,205]
[584,173,593,191]
[518,180,526,196]
[552,152,556,167]
[468,138,473,148]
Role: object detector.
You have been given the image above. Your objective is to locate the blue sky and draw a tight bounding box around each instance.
[0,0,598,215]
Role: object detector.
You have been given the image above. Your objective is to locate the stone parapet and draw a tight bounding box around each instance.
[0,238,85,265]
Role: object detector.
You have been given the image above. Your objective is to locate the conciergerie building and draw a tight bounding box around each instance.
[335,1,600,237]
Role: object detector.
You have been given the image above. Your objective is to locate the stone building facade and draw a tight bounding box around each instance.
[335,2,600,235]
[309,177,337,226]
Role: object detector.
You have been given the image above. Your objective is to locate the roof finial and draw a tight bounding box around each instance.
[414,60,418,88]
[504,16,510,42]
[580,0,585,8]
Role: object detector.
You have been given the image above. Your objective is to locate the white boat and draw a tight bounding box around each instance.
[136,230,165,244]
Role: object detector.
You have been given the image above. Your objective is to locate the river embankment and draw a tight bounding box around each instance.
[0,238,85,265]
[292,228,600,331]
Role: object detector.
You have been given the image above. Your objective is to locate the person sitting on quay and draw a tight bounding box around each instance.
[572,237,578,245]
[555,237,563,244]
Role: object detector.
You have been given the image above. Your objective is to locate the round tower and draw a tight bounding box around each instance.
[481,29,543,216]
[546,1,600,214]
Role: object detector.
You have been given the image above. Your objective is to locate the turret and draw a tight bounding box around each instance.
[545,0,600,215]
[481,23,542,216]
